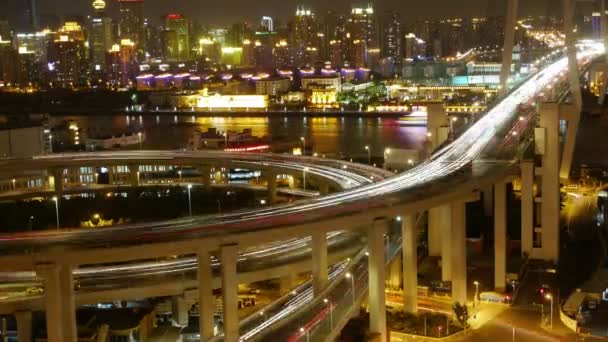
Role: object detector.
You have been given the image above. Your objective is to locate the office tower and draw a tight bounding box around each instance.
[592,12,602,39]
[90,0,113,72]
[380,10,402,71]
[261,16,274,32]
[348,3,378,67]
[163,14,190,62]
[106,39,137,87]
[293,5,319,66]
[324,11,348,67]
[0,36,19,84]
[16,0,38,32]
[118,0,145,58]
[0,21,10,41]
[47,24,87,87]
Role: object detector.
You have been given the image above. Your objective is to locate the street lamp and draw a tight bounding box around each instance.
[324,298,333,329]
[303,167,309,190]
[545,293,553,329]
[137,132,142,149]
[474,281,480,307]
[178,170,183,183]
[187,184,193,217]
[48,135,53,153]
[52,196,59,230]
[364,145,371,165]
[300,136,306,155]
[223,132,228,148]
[299,327,309,342]
[345,272,355,304]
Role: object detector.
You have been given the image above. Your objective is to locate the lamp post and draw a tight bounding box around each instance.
[28,216,34,231]
[49,135,53,153]
[474,281,480,307]
[224,132,228,148]
[137,132,142,149]
[365,145,371,165]
[300,136,306,155]
[178,170,182,183]
[324,298,333,329]
[52,196,59,230]
[345,272,355,304]
[545,293,553,329]
[187,184,193,217]
[299,327,309,342]
[303,167,309,190]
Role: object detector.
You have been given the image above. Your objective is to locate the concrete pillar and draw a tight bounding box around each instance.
[559,104,580,181]
[36,263,77,342]
[96,324,109,342]
[266,172,277,205]
[500,0,519,93]
[311,230,329,295]
[129,165,140,187]
[402,214,418,314]
[494,181,507,292]
[14,311,32,342]
[451,201,467,305]
[279,274,297,295]
[388,253,402,290]
[427,207,442,256]
[482,186,493,217]
[220,244,239,342]
[199,166,212,187]
[521,161,534,257]
[368,219,387,341]
[172,296,189,326]
[426,104,448,152]
[49,168,64,194]
[563,0,583,109]
[539,104,561,262]
[440,205,452,282]
[198,249,214,341]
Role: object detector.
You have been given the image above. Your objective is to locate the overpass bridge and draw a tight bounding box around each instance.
[0,35,603,342]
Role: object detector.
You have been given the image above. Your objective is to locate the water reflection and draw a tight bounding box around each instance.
[53,114,427,158]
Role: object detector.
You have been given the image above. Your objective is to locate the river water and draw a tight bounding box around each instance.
[49,114,428,159]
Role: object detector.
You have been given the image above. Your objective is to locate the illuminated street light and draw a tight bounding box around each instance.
[345,272,355,304]
[474,281,479,306]
[324,298,334,328]
[545,293,553,329]
[52,196,60,230]
[137,132,142,149]
[300,136,306,155]
[303,167,309,190]
[365,145,371,165]
[187,184,193,217]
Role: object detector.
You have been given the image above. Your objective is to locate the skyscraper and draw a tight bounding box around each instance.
[293,5,319,66]
[380,10,402,71]
[118,0,145,59]
[163,14,190,62]
[90,0,113,73]
[348,3,378,67]
[16,0,38,32]
[47,23,87,87]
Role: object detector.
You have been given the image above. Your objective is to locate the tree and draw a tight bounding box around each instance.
[452,302,469,328]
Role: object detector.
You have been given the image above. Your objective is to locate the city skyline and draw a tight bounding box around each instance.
[1,0,561,27]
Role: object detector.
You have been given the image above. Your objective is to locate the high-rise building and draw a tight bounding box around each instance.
[324,11,348,67]
[293,5,319,66]
[90,0,113,73]
[163,14,190,62]
[118,0,145,58]
[16,0,38,32]
[261,16,274,32]
[592,12,602,39]
[47,31,87,87]
[0,36,19,84]
[380,10,402,72]
[106,39,137,87]
[348,3,378,67]
[0,21,10,41]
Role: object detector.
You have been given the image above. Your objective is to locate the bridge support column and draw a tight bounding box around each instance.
[494,181,507,292]
[440,205,453,282]
[36,263,76,342]
[426,104,448,153]
[388,252,402,290]
[521,161,534,257]
[500,0,519,94]
[172,295,189,326]
[129,165,140,187]
[198,248,214,341]
[451,201,467,305]
[199,166,211,187]
[266,172,277,205]
[368,219,387,341]
[221,244,239,342]
[311,230,328,295]
[49,168,64,195]
[427,207,442,257]
[559,104,581,181]
[482,186,493,217]
[14,311,32,342]
[537,104,561,262]
[402,214,418,314]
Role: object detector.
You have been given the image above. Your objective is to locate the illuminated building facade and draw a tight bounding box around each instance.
[47,24,87,87]
[0,37,19,84]
[308,87,338,108]
[195,89,268,109]
[118,0,145,59]
[164,14,190,62]
[348,3,378,67]
[380,10,402,72]
[90,0,113,73]
[255,77,291,96]
[293,6,319,66]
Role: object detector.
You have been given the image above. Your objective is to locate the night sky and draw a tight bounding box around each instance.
[2,0,561,27]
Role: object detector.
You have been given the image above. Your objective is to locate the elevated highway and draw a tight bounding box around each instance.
[0,42,603,342]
